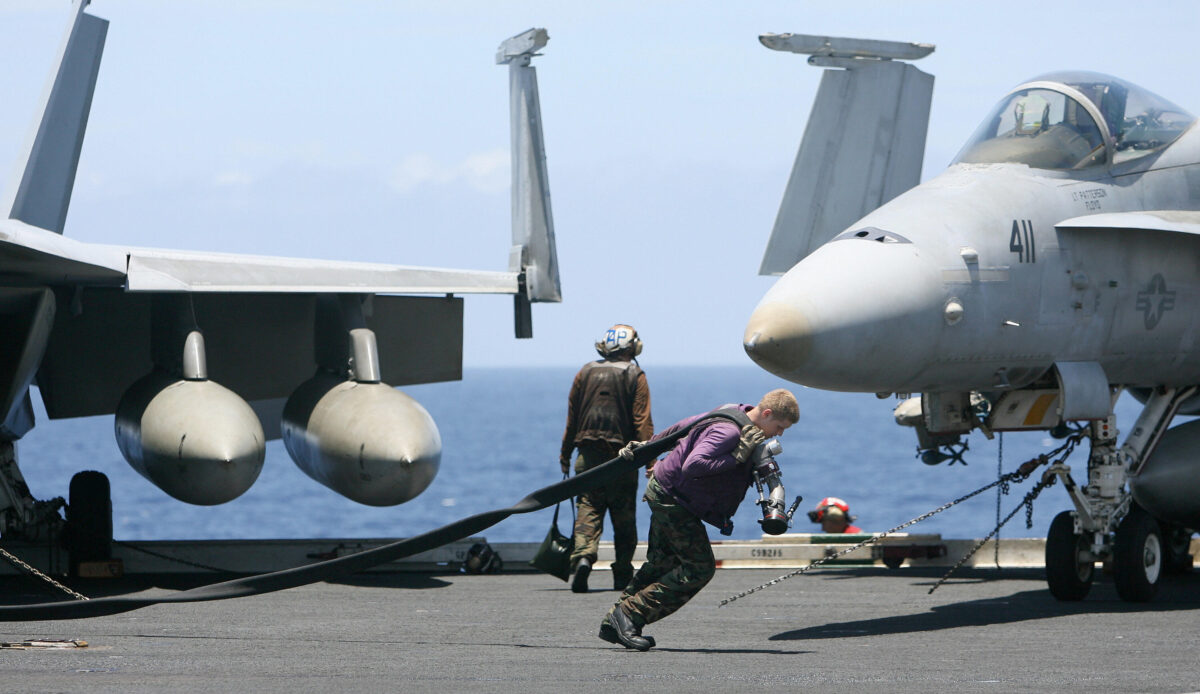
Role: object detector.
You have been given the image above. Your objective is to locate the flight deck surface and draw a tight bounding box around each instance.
[2,566,1199,692]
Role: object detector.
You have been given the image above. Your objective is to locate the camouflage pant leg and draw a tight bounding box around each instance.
[569,443,637,569]
[617,500,679,604]
[617,480,715,628]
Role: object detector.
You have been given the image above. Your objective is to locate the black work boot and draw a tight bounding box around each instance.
[598,620,655,648]
[612,568,633,591]
[602,606,651,651]
[570,558,591,593]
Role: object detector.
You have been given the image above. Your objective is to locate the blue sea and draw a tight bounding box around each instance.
[16,367,1145,543]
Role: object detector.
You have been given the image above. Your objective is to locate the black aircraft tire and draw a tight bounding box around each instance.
[1045,511,1093,601]
[66,470,113,570]
[1113,505,1163,603]
[1161,523,1194,575]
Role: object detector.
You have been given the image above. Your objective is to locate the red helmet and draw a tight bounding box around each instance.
[808,497,855,523]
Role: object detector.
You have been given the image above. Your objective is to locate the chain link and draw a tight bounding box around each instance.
[1,527,236,603]
[719,469,1025,607]
[110,539,235,574]
[65,520,236,574]
[927,473,1056,594]
[995,432,1004,568]
[719,433,1084,608]
[0,546,89,601]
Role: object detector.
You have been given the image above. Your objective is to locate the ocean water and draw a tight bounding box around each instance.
[15,367,1145,543]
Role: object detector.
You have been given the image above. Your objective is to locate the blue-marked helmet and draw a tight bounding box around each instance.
[595,324,642,358]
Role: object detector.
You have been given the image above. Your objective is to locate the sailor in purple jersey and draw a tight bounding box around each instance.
[598,388,799,651]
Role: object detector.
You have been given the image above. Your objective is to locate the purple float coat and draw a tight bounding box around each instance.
[650,404,754,529]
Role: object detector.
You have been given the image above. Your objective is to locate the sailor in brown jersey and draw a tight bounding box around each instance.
[559,324,653,593]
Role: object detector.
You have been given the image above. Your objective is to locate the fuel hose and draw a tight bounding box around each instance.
[0,409,742,621]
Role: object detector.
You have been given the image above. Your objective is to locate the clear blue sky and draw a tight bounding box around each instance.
[2,1,1198,369]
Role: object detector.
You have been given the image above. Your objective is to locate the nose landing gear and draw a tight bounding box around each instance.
[1045,510,1095,601]
[1043,387,1195,602]
[1113,505,1163,602]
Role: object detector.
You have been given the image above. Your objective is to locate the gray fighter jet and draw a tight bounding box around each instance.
[743,33,1199,602]
[0,3,559,540]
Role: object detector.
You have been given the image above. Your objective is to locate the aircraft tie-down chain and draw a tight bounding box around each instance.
[928,433,1083,595]
[926,470,1060,595]
[720,434,1084,607]
[2,518,232,605]
[0,546,89,602]
[106,539,234,574]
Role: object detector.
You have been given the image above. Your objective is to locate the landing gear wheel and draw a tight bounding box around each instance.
[1113,505,1162,602]
[1161,523,1194,575]
[65,470,112,575]
[1045,511,1093,601]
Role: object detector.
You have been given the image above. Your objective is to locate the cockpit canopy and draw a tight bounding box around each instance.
[954,71,1195,170]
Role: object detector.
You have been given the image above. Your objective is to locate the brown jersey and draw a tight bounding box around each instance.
[560,359,653,460]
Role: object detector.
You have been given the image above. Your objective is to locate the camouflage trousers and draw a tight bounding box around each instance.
[613,476,715,628]
[569,442,638,586]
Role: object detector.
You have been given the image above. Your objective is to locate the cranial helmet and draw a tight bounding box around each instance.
[595,324,643,358]
[461,542,503,574]
[807,496,856,523]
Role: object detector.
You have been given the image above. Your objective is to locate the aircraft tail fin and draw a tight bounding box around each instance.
[498,28,561,338]
[2,1,107,235]
[758,34,934,275]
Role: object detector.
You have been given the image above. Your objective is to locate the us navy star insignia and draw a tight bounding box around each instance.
[1135,273,1176,330]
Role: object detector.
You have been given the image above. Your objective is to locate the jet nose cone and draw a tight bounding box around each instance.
[744,302,812,380]
[744,238,943,391]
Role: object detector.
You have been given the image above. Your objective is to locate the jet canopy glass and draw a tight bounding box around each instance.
[954,71,1195,169]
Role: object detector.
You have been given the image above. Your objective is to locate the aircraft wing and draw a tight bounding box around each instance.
[1,7,560,428]
[124,249,517,294]
[1056,210,1200,236]
[0,217,522,426]
[1,219,519,294]
[26,235,518,421]
[0,7,563,514]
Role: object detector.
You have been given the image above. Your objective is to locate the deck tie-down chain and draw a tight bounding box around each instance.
[719,434,1083,607]
[109,538,235,574]
[926,470,1058,594]
[0,546,89,602]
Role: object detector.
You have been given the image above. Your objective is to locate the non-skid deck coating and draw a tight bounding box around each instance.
[2,566,1200,693]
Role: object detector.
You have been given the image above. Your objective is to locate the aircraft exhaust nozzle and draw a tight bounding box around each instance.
[115,372,266,505]
[282,373,441,506]
[1130,419,1200,528]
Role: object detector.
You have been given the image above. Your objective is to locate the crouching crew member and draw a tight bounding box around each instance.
[599,388,799,651]
[809,497,862,534]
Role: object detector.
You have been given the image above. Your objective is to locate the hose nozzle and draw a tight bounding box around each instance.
[752,440,797,535]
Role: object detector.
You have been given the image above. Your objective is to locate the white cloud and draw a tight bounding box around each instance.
[459,149,510,194]
[386,148,509,194]
[214,170,254,187]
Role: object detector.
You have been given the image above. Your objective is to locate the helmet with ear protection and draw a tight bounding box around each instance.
[807,496,856,523]
[461,542,502,574]
[595,324,642,358]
